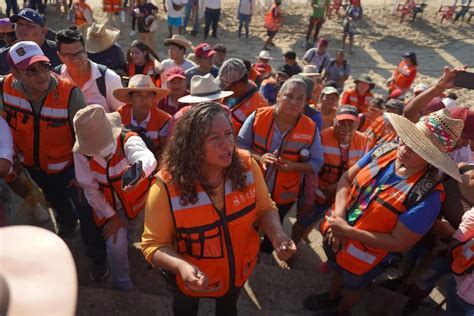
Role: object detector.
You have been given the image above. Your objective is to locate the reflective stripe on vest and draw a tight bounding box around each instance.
[451,239,474,276]
[159,149,260,297]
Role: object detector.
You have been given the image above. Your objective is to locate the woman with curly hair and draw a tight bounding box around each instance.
[141,101,296,316]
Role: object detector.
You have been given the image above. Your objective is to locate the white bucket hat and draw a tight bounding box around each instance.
[178,74,233,104]
[256,50,273,60]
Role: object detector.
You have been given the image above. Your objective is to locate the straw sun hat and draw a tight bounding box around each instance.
[78,22,120,54]
[72,104,122,156]
[113,74,170,104]
[178,73,233,103]
[386,108,464,182]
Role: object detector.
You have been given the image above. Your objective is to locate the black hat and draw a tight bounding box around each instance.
[283,50,297,60]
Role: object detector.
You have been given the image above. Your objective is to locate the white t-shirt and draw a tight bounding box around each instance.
[238,0,254,15]
[0,117,14,164]
[204,0,221,9]
[167,0,188,18]
[160,58,197,88]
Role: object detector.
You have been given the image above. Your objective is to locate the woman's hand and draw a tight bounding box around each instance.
[259,150,279,170]
[327,228,345,253]
[103,213,126,243]
[431,218,456,238]
[178,263,217,293]
[275,157,295,172]
[328,214,352,238]
[436,65,468,90]
[272,232,297,262]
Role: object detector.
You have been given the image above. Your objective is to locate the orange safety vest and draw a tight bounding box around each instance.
[341,88,373,114]
[252,106,316,205]
[450,239,474,276]
[74,1,92,26]
[103,0,121,12]
[1,74,75,174]
[127,60,156,78]
[320,145,444,275]
[89,131,153,226]
[317,127,367,205]
[117,104,170,148]
[390,60,417,92]
[364,116,398,150]
[158,149,260,297]
[229,88,268,135]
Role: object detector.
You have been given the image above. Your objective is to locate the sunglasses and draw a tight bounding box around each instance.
[18,62,52,77]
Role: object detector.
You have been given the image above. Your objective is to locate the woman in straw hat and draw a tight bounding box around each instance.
[115,74,171,158]
[73,104,157,291]
[303,108,464,314]
[142,101,296,316]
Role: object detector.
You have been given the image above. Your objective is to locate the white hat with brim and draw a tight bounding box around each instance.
[256,50,273,60]
[178,73,233,104]
[113,74,170,104]
[0,226,77,316]
[386,111,463,182]
[72,104,122,156]
[78,22,120,54]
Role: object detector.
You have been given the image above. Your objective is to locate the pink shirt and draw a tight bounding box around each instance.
[453,206,474,305]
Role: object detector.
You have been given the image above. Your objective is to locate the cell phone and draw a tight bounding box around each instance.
[121,161,143,189]
[453,71,474,90]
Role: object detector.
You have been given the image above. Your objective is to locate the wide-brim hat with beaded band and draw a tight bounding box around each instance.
[386,108,464,182]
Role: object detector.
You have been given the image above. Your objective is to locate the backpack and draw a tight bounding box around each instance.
[53,63,108,98]
[121,126,159,160]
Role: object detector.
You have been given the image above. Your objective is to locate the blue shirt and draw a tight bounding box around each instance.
[355,148,441,235]
[304,104,322,132]
[237,111,324,194]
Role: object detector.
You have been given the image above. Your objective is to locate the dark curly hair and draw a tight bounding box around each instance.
[160,101,248,206]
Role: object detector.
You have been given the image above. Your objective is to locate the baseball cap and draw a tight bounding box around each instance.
[336,105,358,122]
[283,50,296,60]
[194,43,216,59]
[385,98,405,113]
[442,97,457,109]
[10,8,45,26]
[7,41,50,70]
[165,67,186,81]
[402,51,416,59]
[449,107,474,140]
[321,86,340,96]
[217,58,247,89]
[389,88,404,100]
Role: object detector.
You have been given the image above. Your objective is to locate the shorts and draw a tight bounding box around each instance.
[267,29,278,37]
[324,243,396,291]
[168,16,182,27]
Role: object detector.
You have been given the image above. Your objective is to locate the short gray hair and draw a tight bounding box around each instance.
[279,78,308,98]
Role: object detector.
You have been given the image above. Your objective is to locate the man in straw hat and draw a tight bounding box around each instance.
[0,9,61,75]
[78,22,126,75]
[73,104,157,291]
[304,108,464,314]
[55,27,125,112]
[160,34,196,88]
[115,74,171,157]
[341,73,375,114]
[218,58,269,135]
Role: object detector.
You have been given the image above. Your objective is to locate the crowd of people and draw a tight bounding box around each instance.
[0,1,473,316]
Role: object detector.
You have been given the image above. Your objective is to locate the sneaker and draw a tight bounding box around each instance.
[90,262,109,282]
[303,292,341,311]
[129,30,137,36]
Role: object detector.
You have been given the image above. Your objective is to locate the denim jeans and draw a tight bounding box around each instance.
[183,0,200,32]
[204,7,221,38]
[28,0,44,13]
[6,0,19,16]
[446,275,474,316]
[27,165,106,264]
[238,13,251,38]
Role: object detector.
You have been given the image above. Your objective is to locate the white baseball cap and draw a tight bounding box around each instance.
[7,41,50,70]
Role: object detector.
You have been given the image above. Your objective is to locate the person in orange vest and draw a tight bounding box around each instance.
[364,98,403,150]
[141,101,296,315]
[303,109,464,314]
[388,52,417,94]
[238,77,324,255]
[292,105,367,245]
[253,50,273,77]
[263,0,282,50]
[102,0,122,28]
[115,75,171,158]
[70,0,93,27]
[218,58,268,135]
[357,97,385,132]
[125,40,161,82]
[341,74,374,114]
[73,104,157,291]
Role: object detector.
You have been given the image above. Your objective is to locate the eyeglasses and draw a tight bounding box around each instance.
[60,50,86,60]
[18,62,52,77]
